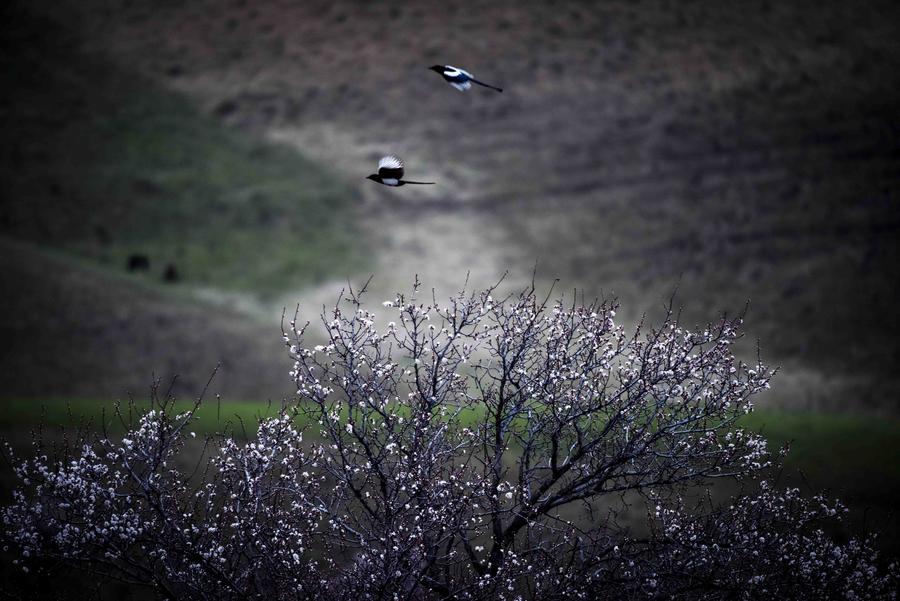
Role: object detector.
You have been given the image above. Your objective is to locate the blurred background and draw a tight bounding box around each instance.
[1,0,899,556]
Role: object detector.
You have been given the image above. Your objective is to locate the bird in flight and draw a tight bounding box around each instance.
[428,65,503,93]
[366,156,435,186]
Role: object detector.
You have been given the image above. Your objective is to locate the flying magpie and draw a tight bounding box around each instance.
[428,65,503,92]
[366,156,434,186]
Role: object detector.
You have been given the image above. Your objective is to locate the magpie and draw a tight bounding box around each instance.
[428,65,503,93]
[366,155,434,186]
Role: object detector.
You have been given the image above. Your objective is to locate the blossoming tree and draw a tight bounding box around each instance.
[2,281,896,599]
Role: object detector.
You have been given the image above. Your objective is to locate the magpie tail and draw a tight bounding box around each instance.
[401,180,436,185]
[472,79,503,92]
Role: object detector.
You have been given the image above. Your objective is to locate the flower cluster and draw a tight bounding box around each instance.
[2,282,895,599]
[637,483,899,600]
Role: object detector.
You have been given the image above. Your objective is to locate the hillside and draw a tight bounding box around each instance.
[0,237,294,401]
[0,3,365,299]
[2,0,899,411]
[53,0,900,411]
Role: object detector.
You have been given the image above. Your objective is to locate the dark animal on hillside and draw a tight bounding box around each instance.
[126,254,150,272]
[163,263,180,283]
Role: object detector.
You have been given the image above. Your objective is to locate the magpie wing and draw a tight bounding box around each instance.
[378,155,404,180]
[442,66,472,82]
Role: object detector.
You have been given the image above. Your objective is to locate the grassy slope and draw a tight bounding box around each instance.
[0,4,364,297]
[0,4,367,402]
[740,411,900,508]
[4,400,897,508]
[0,238,296,402]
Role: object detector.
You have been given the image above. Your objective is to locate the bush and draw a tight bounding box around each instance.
[2,281,896,599]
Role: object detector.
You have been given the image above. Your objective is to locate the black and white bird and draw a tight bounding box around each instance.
[366,156,434,187]
[428,65,503,93]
